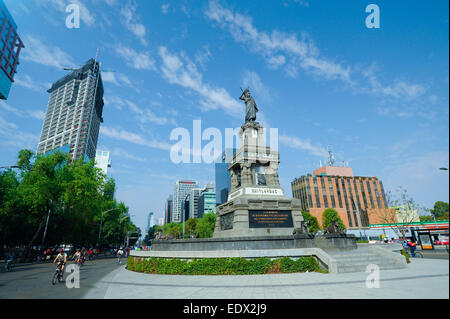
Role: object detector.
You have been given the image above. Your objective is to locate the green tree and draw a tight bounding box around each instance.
[185,218,197,238]
[194,213,216,238]
[430,201,449,219]
[0,150,138,257]
[168,223,182,238]
[419,215,433,222]
[143,225,159,244]
[301,211,320,233]
[322,208,346,232]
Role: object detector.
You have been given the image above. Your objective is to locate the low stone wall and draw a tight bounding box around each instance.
[150,234,357,252]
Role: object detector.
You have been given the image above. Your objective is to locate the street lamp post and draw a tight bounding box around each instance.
[97,207,121,246]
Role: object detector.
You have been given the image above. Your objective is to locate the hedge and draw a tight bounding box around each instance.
[126,256,325,275]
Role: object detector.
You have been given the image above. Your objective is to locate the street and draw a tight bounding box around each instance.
[0,256,125,299]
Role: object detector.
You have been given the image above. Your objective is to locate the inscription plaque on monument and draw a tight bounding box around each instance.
[248,210,293,228]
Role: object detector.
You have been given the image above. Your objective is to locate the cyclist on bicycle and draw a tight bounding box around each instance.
[72,249,81,266]
[53,249,67,276]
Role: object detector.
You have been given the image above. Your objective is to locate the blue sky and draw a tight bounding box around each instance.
[0,0,448,232]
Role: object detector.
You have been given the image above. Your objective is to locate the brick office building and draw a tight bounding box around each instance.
[291,166,396,229]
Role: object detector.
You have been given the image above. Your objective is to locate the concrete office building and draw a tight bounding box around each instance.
[173,180,198,223]
[37,58,104,161]
[0,0,24,100]
[292,165,394,229]
[164,195,173,224]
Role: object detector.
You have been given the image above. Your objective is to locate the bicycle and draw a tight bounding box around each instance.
[408,248,423,258]
[3,256,14,272]
[52,263,64,285]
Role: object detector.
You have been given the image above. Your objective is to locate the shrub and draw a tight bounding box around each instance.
[126,256,321,275]
[322,208,346,231]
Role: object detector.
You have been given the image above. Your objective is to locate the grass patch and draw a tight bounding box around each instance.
[126,256,323,275]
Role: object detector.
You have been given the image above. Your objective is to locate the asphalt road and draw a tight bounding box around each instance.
[0,256,125,299]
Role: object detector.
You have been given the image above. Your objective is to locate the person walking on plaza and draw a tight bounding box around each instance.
[117,247,124,265]
[409,240,417,257]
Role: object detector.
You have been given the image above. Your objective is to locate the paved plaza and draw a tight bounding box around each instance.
[83,257,449,299]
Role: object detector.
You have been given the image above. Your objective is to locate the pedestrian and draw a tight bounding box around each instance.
[117,247,124,264]
[410,240,417,257]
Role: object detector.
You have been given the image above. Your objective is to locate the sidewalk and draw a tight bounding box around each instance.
[83,257,449,299]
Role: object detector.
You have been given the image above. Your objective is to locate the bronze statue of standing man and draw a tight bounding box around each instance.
[240,87,258,123]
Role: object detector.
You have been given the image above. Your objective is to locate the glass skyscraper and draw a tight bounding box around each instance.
[0,0,24,100]
[198,184,216,218]
[95,150,111,175]
[164,195,173,224]
[37,59,104,161]
[215,149,236,206]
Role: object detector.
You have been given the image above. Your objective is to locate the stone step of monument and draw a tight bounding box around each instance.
[329,249,406,273]
[332,255,390,262]
[337,263,405,273]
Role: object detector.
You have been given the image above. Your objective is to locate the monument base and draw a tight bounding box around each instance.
[213,195,304,238]
[150,234,357,252]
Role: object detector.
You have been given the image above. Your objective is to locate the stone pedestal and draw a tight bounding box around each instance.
[213,121,304,238]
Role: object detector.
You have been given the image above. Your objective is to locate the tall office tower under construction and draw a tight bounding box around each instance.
[37,59,104,161]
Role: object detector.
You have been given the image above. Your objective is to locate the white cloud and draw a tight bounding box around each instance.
[362,65,426,101]
[104,95,173,125]
[0,101,47,121]
[21,35,75,69]
[36,0,95,27]
[279,134,328,157]
[241,71,271,103]
[159,46,242,118]
[205,0,351,82]
[100,126,172,151]
[161,4,170,14]
[114,44,155,70]
[70,0,95,27]
[121,2,147,46]
[26,110,46,120]
[0,116,39,150]
[14,75,51,93]
[111,147,146,162]
[102,72,132,88]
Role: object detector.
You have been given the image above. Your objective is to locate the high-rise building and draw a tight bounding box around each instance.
[189,188,202,219]
[95,150,111,175]
[291,164,394,229]
[0,0,24,100]
[215,149,236,206]
[182,193,190,222]
[198,184,216,218]
[157,218,164,226]
[146,212,154,233]
[37,58,104,161]
[164,195,173,224]
[173,180,198,223]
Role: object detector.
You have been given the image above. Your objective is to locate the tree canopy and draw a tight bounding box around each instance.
[301,211,320,234]
[0,150,137,252]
